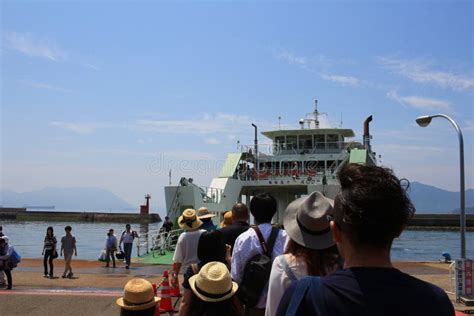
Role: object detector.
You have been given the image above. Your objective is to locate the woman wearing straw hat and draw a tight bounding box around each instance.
[116,278,160,316]
[197,207,217,232]
[173,209,206,275]
[187,261,242,316]
[178,230,230,316]
[265,191,342,316]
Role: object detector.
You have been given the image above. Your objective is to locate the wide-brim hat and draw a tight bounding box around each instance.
[116,278,160,311]
[197,207,216,219]
[283,191,335,250]
[178,209,203,230]
[220,211,233,228]
[189,261,238,303]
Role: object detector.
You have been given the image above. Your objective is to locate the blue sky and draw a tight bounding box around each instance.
[1,1,473,213]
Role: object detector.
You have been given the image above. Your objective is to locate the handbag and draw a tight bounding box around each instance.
[115,251,125,260]
[52,250,58,259]
[11,248,21,265]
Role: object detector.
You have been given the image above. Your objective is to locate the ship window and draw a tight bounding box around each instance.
[327,134,339,149]
[314,134,325,149]
[286,135,297,150]
[299,135,313,151]
[304,161,318,174]
[275,136,286,151]
[326,160,336,172]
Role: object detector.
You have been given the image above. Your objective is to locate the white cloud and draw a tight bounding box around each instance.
[3,32,65,62]
[135,113,261,135]
[275,51,310,69]
[320,74,359,86]
[387,90,452,111]
[50,122,103,134]
[19,80,72,93]
[378,57,474,90]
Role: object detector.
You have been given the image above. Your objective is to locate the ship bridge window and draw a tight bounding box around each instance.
[299,135,313,151]
[314,134,325,149]
[327,134,339,149]
[275,136,285,151]
[286,135,297,150]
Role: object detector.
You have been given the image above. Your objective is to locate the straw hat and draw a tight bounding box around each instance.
[197,207,216,219]
[188,261,238,303]
[220,211,233,228]
[116,278,160,311]
[178,209,203,231]
[283,191,335,250]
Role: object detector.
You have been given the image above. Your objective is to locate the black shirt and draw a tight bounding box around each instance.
[219,221,250,251]
[277,267,454,316]
[162,220,173,232]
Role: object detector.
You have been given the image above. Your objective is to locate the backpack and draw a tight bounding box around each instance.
[237,225,280,308]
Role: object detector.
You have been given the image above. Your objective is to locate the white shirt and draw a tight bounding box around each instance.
[173,229,205,272]
[265,254,308,316]
[121,231,136,244]
[231,223,288,309]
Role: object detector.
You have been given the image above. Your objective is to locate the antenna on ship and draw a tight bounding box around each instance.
[314,99,320,128]
[339,112,343,127]
[278,116,281,130]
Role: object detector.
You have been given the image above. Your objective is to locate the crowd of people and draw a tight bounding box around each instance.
[116,163,455,316]
[0,164,457,315]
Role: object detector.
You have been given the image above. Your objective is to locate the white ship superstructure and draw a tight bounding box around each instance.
[165,100,377,224]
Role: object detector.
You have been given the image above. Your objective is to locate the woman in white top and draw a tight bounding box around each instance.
[266,192,342,316]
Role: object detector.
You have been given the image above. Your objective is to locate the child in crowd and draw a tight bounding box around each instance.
[116,278,160,316]
[178,230,231,316]
[188,262,242,316]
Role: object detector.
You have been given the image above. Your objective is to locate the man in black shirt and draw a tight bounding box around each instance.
[219,203,250,251]
[162,216,173,233]
[278,164,455,316]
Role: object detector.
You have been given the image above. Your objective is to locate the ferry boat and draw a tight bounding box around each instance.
[164,100,378,224]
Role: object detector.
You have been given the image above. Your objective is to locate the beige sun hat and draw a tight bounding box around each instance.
[188,261,238,303]
[283,191,335,250]
[178,209,203,231]
[197,207,216,219]
[116,278,160,311]
[220,211,233,228]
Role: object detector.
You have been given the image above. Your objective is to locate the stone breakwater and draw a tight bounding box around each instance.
[0,208,161,223]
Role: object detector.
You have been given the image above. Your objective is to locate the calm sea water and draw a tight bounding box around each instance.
[1,221,473,261]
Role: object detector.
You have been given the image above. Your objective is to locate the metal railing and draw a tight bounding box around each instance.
[136,228,184,257]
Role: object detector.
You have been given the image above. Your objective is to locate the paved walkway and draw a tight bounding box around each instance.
[0,258,174,316]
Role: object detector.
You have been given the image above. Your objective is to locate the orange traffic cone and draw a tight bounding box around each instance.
[170,271,182,297]
[158,270,175,314]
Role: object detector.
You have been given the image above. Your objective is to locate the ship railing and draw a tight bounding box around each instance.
[238,142,362,156]
[200,186,224,204]
[151,228,184,257]
[136,228,184,257]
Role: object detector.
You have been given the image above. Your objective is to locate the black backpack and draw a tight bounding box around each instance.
[237,225,280,308]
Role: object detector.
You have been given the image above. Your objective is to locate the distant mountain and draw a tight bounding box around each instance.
[409,182,474,214]
[0,187,134,211]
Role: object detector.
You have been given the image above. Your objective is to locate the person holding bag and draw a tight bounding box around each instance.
[0,236,18,290]
[42,226,57,278]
